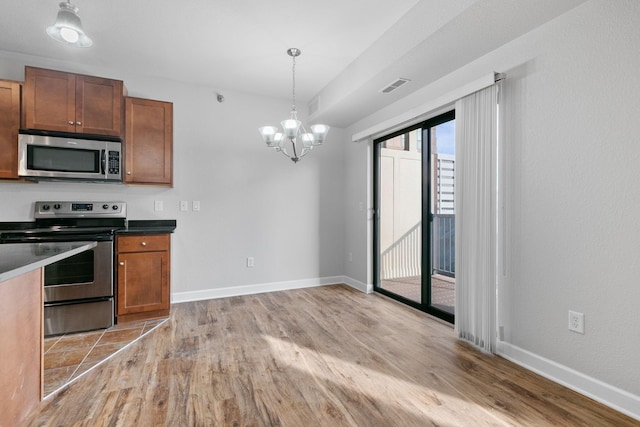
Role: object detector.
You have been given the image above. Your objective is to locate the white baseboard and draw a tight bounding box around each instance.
[341,276,374,293]
[171,275,371,304]
[497,341,640,422]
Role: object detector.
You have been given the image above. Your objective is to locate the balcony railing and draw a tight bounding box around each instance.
[432,214,455,277]
[380,223,422,280]
[380,214,455,280]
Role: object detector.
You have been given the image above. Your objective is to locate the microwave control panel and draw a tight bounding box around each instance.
[108,151,120,175]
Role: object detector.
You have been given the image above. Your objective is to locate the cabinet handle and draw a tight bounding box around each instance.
[76,121,82,126]
[119,261,124,266]
[127,171,131,175]
[141,242,147,247]
[68,120,74,125]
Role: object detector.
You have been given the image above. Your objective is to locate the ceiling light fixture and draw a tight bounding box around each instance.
[46,1,93,47]
[258,48,329,163]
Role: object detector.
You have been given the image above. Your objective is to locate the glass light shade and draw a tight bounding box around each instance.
[46,2,93,47]
[310,124,330,145]
[258,126,279,146]
[273,133,284,148]
[281,119,301,139]
[301,133,314,148]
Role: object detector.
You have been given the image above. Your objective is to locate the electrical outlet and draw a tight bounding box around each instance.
[180,201,189,211]
[192,201,201,211]
[247,257,254,268]
[154,200,163,212]
[568,310,585,334]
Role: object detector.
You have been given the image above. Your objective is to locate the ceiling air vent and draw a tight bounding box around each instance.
[380,78,411,94]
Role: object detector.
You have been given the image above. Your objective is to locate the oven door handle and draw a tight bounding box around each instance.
[44,296,112,307]
[1,235,111,242]
[101,149,107,176]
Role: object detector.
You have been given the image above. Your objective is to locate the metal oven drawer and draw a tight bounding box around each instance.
[44,298,114,336]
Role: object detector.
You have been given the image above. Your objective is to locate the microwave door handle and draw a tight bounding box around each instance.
[101,149,106,176]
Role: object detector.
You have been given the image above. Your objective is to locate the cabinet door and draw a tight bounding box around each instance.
[23,67,75,133]
[0,80,20,179]
[117,250,169,315]
[125,97,173,186]
[75,75,123,137]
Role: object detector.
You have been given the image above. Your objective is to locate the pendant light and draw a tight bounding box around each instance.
[258,48,330,163]
[46,1,93,47]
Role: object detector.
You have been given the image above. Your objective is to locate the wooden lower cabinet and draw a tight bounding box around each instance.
[116,234,170,323]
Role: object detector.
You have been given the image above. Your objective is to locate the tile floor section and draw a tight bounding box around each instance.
[43,319,167,397]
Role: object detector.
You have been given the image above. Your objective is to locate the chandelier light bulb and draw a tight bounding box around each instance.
[281,118,301,138]
[310,124,330,145]
[301,133,315,148]
[60,27,80,43]
[274,133,284,147]
[258,126,278,146]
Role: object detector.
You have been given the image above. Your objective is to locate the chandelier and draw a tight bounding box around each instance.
[258,48,330,163]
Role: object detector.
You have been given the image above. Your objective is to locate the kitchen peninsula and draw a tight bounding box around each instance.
[0,241,96,426]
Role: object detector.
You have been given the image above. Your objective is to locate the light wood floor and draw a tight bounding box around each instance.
[23,284,637,426]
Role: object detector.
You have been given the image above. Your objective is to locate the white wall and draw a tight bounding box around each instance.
[0,51,346,298]
[344,0,640,418]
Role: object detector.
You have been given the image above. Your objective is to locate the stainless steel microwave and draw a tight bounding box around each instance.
[18,134,122,182]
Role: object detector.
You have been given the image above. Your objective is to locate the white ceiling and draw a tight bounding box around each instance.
[0,0,587,128]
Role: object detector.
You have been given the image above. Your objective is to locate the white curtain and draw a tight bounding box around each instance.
[454,83,499,353]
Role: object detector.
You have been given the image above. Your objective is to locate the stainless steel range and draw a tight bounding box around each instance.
[0,201,126,336]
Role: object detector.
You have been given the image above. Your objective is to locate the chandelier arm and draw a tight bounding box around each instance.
[277,147,292,159]
[298,147,312,159]
[277,146,302,163]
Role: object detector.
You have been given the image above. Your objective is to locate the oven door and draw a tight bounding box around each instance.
[43,240,113,302]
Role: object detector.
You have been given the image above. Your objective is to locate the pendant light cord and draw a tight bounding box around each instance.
[291,54,297,113]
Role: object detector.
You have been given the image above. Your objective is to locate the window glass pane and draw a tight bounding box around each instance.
[431,119,455,315]
[378,133,422,303]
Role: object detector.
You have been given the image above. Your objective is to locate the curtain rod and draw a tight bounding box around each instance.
[352,72,504,143]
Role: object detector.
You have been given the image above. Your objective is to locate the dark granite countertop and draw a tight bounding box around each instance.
[0,220,177,236]
[0,241,97,283]
[118,220,177,234]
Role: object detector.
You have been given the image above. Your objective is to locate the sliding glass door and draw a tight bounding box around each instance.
[373,111,455,323]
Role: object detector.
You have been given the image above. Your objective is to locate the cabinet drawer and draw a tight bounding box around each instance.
[117,234,169,252]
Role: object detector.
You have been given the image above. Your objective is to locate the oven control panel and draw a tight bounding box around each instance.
[35,201,127,218]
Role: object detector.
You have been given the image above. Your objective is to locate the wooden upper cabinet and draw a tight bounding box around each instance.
[124,97,173,186]
[0,80,20,179]
[75,74,124,136]
[22,67,124,138]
